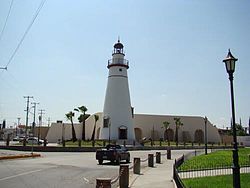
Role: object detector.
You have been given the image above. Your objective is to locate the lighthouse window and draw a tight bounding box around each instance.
[119,68,122,72]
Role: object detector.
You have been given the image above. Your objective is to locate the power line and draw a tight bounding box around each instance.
[0,0,14,43]
[4,0,46,69]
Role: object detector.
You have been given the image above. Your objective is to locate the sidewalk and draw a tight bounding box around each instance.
[129,155,176,188]
[0,149,40,160]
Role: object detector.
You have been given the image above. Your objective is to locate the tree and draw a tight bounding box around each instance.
[229,123,247,136]
[174,117,183,145]
[65,111,77,142]
[91,114,99,141]
[74,106,88,140]
[162,121,170,142]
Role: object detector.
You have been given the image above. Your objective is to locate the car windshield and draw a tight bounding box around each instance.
[106,145,121,150]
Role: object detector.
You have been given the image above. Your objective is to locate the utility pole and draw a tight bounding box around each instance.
[17,117,21,136]
[38,109,45,142]
[31,102,39,136]
[47,117,50,127]
[24,96,33,140]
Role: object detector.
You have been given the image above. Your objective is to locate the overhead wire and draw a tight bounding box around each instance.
[4,0,46,69]
[0,0,14,43]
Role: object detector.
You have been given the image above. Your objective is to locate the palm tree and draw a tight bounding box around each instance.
[91,114,99,141]
[65,111,77,142]
[174,117,183,145]
[74,106,88,141]
[162,121,170,142]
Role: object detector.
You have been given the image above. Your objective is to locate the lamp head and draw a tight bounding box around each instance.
[223,49,238,74]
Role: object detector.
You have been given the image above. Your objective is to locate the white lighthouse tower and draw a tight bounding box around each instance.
[100,40,135,142]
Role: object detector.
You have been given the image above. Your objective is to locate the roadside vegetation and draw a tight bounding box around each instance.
[183,173,250,188]
[180,148,250,188]
[179,148,250,171]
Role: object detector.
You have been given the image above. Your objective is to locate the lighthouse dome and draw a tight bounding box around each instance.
[113,40,124,55]
[114,40,124,49]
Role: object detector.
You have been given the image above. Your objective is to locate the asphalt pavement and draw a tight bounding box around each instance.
[0,148,194,188]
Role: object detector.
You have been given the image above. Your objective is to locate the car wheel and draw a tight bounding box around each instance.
[98,160,103,165]
[116,157,121,165]
[126,158,130,163]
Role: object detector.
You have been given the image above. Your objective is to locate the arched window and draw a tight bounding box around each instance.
[118,126,127,139]
[164,129,174,141]
[194,129,204,143]
[134,128,142,142]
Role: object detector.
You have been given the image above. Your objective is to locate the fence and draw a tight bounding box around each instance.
[173,155,185,188]
[173,149,250,188]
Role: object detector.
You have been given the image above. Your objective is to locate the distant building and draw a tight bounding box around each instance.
[47,113,221,143]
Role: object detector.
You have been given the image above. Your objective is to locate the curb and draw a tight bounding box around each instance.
[0,153,41,160]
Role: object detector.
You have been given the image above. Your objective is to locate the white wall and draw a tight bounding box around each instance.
[47,113,221,143]
[237,136,250,146]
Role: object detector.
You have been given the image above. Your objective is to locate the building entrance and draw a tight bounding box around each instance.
[119,126,127,139]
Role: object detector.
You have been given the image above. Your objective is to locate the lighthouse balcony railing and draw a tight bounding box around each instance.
[108,59,129,67]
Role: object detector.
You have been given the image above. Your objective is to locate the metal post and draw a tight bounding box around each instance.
[119,165,129,188]
[204,116,208,155]
[156,152,161,163]
[133,158,141,174]
[148,154,154,167]
[96,178,111,188]
[167,149,171,159]
[108,121,111,145]
[229,73,241,188]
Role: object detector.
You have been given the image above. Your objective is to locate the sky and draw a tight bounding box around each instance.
[0,0,249,129]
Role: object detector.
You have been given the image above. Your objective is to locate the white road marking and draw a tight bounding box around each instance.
[83,177,90,183]
[0,166,56,181]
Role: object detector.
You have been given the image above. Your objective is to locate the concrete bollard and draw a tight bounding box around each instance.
[96,178,111,188]
[156,152,161,163]
[133,158,141,174]
[167,149,171,159]
[119,164,129,188]
[148,154,154,167]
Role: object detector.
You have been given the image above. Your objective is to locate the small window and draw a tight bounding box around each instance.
[119,68,122,72]
[103,117,110,128]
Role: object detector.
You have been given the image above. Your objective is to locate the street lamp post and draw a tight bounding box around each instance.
[223,49,240,188]
[108,119,111,145]
[204,116,208,155]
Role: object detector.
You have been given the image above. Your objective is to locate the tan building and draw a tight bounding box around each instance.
[46,113,221,143]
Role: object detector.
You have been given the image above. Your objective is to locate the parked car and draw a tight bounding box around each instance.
[96,144,130,165]
[14,136,26,142]
[26,137,46,145]
[13,136,20,141]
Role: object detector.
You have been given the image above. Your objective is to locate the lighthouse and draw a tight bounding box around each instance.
[100,40,135,142]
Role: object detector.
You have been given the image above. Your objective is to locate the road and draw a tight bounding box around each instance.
[0,149,193,188]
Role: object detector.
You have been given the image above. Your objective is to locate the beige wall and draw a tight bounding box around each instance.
[132,114,221,143]
[47,113,221,143]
